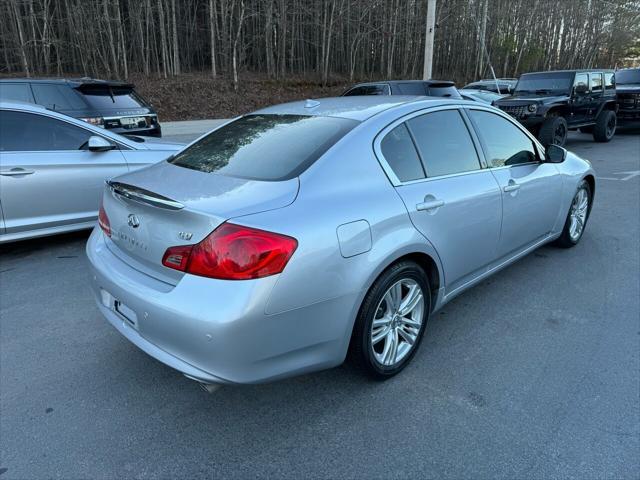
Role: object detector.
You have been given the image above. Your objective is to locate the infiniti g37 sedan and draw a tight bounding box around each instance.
[0,102,181,243]
[87,96,595,386]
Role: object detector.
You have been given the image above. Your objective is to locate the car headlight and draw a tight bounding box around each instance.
[527,104,538,113]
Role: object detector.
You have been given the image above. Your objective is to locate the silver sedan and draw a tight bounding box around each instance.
[0,102,181,243]
[87,96,595,386]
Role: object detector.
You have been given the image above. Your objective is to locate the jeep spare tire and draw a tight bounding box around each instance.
[593,110,616,142]
[538,115,568,147]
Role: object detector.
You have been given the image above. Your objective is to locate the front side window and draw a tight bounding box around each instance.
[0,83,34,103]
[0,110,92,151]
[343,84,390,96]
[604,73,615,90]
[469,110,538,167]
[574,73,589,91]
[379,124,425,182]
[590,73,603,92]
[170,114,358,181]
[407,110,480,177]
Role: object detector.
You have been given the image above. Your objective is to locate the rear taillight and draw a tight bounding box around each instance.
[98,206,111,237]
[162,223,298,280]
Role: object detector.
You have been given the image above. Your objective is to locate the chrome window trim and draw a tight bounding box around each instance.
[373,104,489,187]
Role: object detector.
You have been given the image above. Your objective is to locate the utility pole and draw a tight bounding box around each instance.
[422,0,436,80]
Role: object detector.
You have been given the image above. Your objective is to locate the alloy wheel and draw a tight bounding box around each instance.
[370,278,425,367]
[569,187,589,241]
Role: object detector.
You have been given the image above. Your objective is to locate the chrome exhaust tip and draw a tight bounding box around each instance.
[198,382,221,394]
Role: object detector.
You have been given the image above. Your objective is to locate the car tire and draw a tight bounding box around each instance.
[593,110,616,142]
[555,180,592,248]
[579,126,594,134]
[349,260,431,379]
[538,115,568,147]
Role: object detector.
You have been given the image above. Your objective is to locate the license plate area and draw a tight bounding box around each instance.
[115,300,138,328]
[120,116,146,128]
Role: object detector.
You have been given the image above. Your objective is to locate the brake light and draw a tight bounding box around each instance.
[98,206,111,237]
[162,223,298,280]
[80,116,105,127]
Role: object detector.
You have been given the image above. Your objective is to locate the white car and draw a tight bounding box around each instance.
[0,101,182,243]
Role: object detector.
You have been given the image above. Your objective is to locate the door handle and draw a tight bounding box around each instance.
[0,168,35,176]
[503,182,520,193]
[416,199,445,211]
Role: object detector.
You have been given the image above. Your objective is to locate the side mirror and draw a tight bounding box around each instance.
[545,144,567,163]
[574,84,589,95]
[88,135,115,152]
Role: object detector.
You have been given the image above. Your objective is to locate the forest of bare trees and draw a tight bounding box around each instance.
[2,0,639,86]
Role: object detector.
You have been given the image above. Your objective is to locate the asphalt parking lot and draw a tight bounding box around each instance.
[1,128,639,479]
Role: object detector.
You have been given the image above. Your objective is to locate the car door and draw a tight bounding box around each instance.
[0,109,129,236]
[375,107,503,294]
[571,73,590,123]
[467,108,564,260]
[586,73,604,120]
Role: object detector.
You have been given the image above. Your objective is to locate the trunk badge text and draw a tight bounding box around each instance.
[127,214,140,228]
[179,232,193,241]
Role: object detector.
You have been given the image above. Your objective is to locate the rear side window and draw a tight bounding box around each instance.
[604,73,615,90]
[396,83,426,95]
[169,114,358,181]
[469,110,537,167]
[79,87,148,109]
[407,110,480,177]
[380,124,425,182]
[0,83,34,103]
[32,84,86,110]
[0,110,92,151]
[343,84,390,96]
[590,73,603,92]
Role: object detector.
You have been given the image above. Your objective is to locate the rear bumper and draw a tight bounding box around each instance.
[86,228,355,384]
[107,125,162,137]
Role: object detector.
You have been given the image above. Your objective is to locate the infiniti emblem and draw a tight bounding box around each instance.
[127,214,140,228]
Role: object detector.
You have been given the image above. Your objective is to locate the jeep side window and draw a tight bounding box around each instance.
[574,73,588,92]
[590,73,603,93]
[604,73,615,91]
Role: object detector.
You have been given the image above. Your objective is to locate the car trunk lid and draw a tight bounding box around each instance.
[101,161,299,284]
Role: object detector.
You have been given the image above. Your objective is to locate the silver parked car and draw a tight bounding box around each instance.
[87,96,595,386]
[0,102,181,243]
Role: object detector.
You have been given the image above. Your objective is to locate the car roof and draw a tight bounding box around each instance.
[254,96,437,121]
[350,79,456,88]
[0,77,134,88]
[253,96,476,121]
[521,69,615,75]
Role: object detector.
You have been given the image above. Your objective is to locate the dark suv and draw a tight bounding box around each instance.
[615,68,640,126]
[0,78,161,137]
[342,80,462,99]
[494,70,617,146]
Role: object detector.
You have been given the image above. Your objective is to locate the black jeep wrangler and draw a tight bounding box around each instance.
[494,70,617,146]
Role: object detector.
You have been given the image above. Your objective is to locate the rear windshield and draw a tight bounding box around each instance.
[616,69,640,84]
[77,87,148,109]
[515,72,574,95]
[169,114,358,181]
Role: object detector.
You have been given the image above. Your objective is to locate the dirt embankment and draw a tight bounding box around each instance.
[131,73,351,121]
